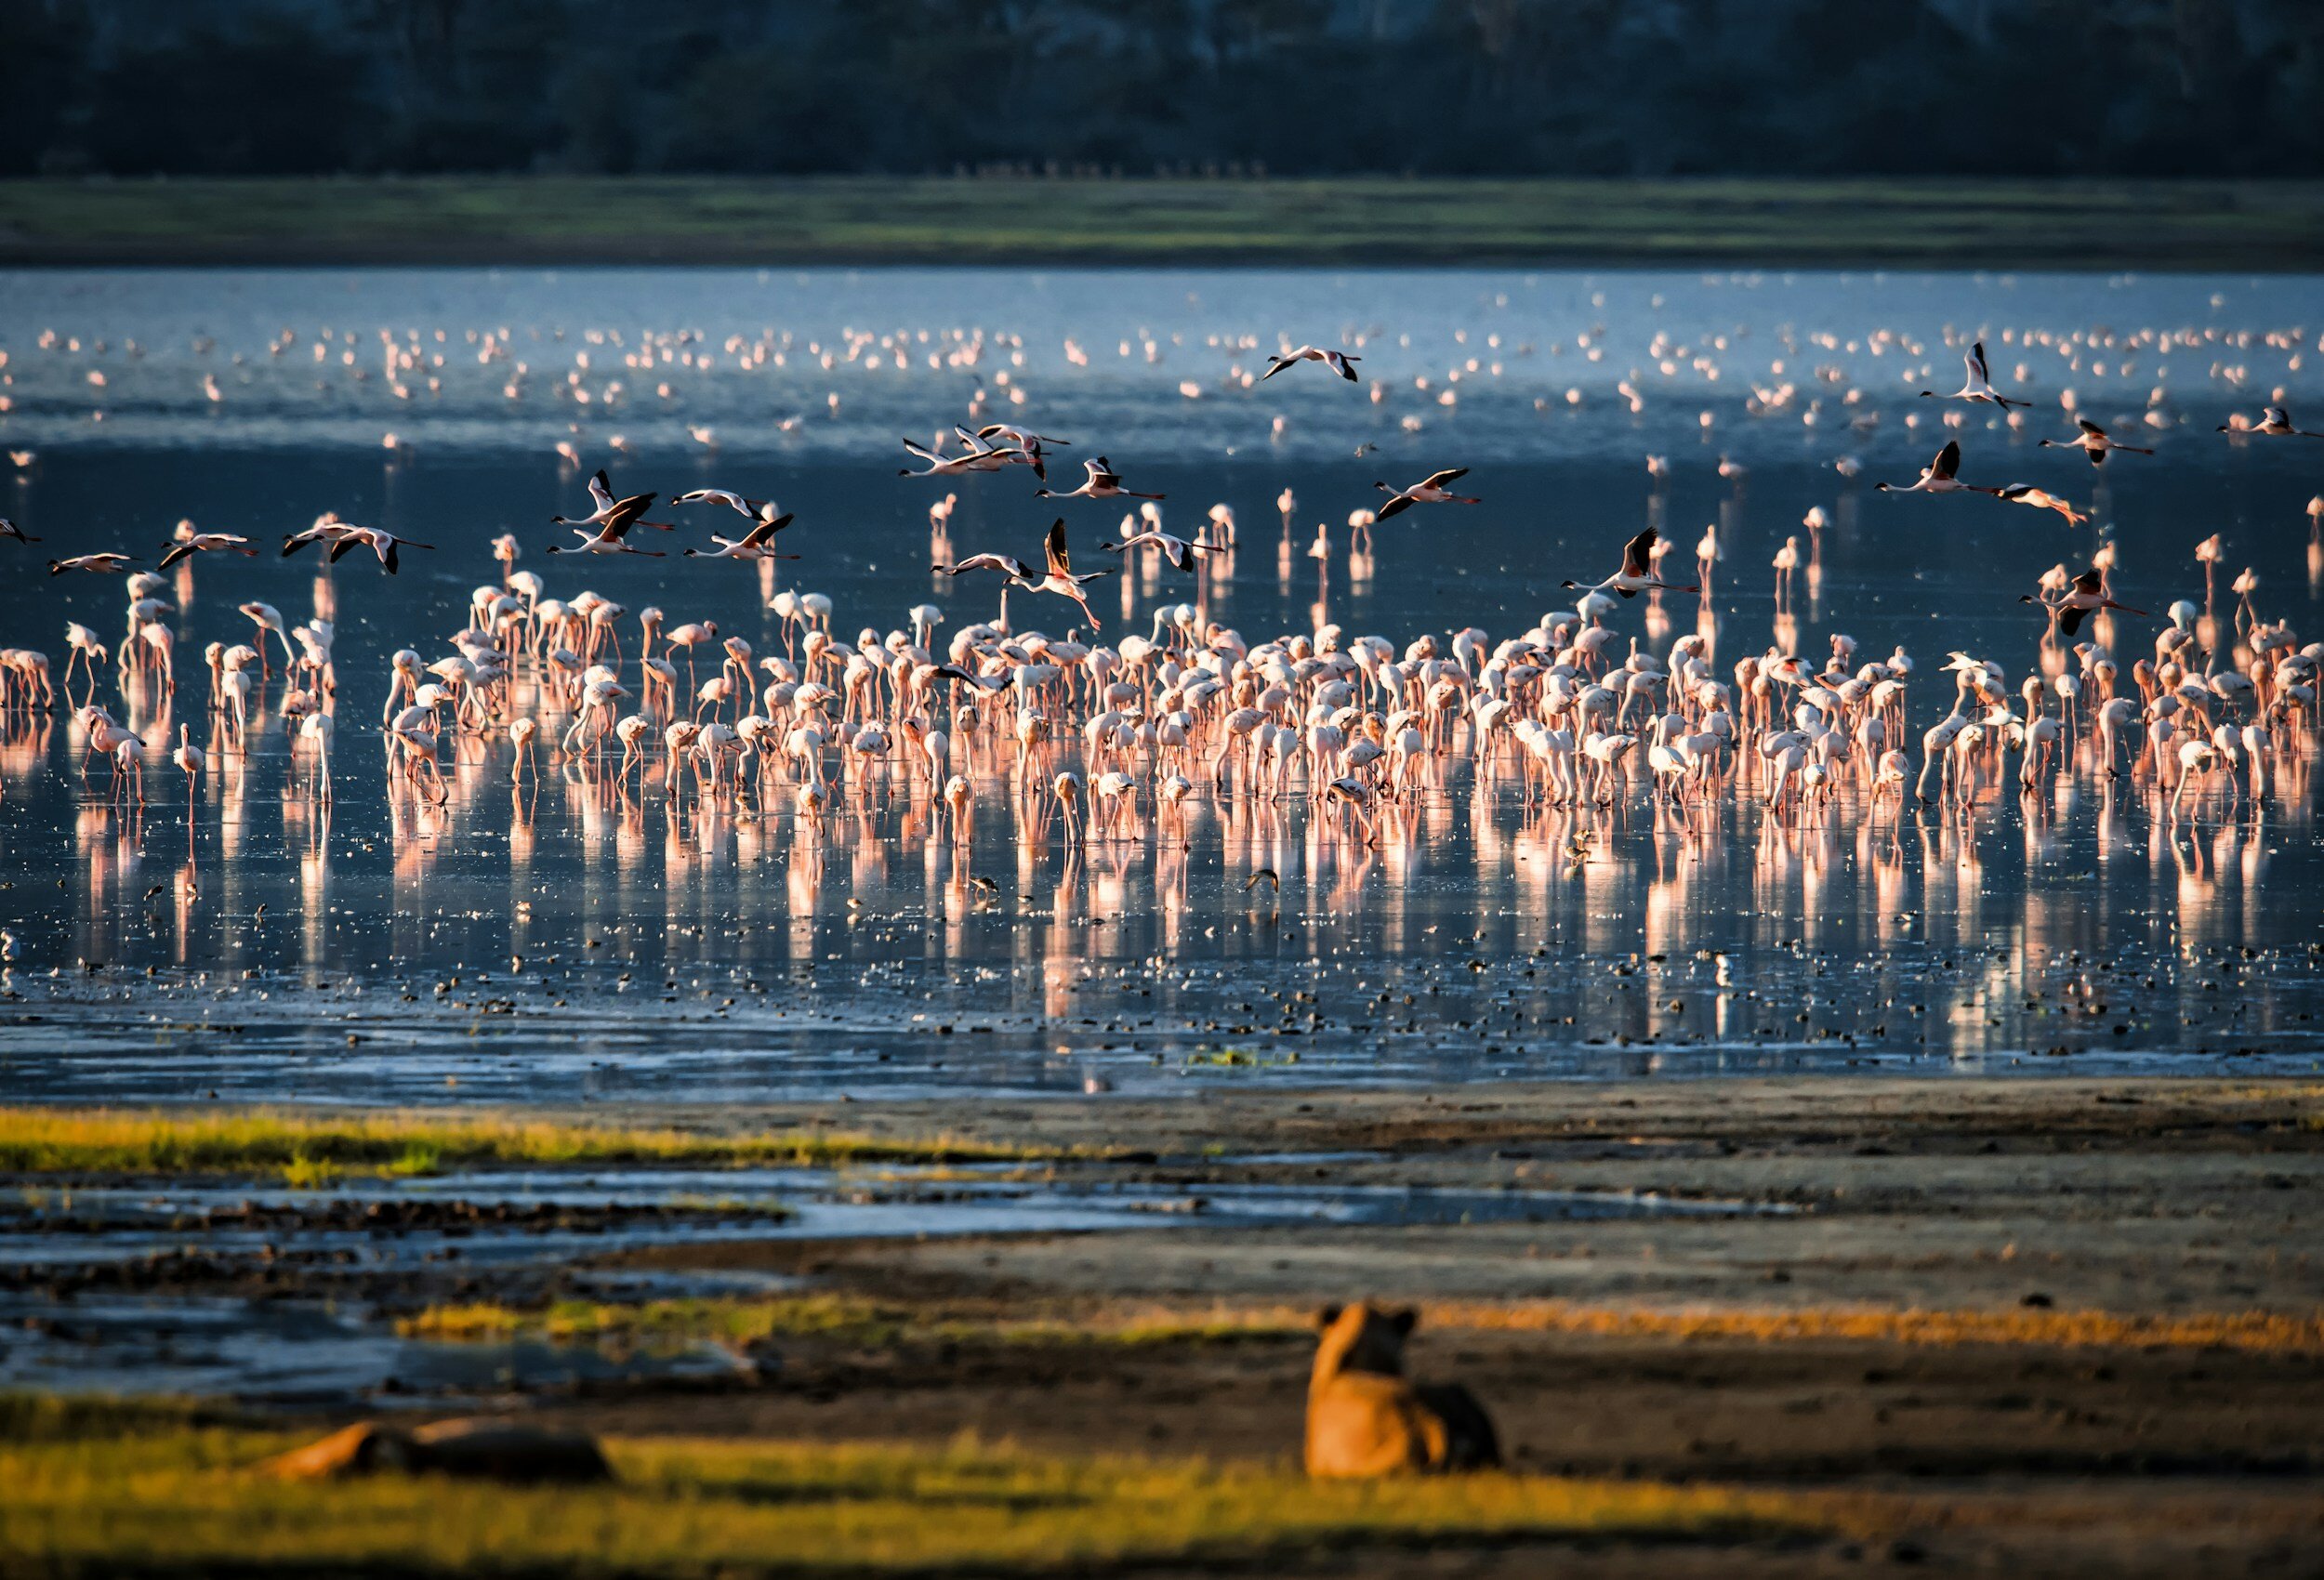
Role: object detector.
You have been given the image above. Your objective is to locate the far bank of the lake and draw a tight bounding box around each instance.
[2,175,2319,271]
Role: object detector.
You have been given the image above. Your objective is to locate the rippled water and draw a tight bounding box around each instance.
[3,267,2322,1102]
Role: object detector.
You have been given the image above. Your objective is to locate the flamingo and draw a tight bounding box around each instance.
[1374,468,1480,520]
[1261,345,1362,381]
[158,533,257,570]
[2041,417,2153,466]
[1921,340,2026,410]
[171,725,205,811]
[2021,568,2147,638]
[1037,456,1164,502]
[1876,441,1978,495]
[1562,528,1697,599]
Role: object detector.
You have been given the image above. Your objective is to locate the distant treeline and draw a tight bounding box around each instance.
[5,0,2321,179]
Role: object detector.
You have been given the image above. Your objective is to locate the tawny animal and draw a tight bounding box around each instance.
[1304,1302,1499,1478]
[262,1418,612,1484]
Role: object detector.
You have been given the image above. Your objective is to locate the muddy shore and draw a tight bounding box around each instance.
[10,1074,2323,1574]
[566,1074,2324,1575]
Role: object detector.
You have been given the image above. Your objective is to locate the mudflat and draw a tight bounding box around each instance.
[7,1075,2318,1575]
[535,1074,2321,1575]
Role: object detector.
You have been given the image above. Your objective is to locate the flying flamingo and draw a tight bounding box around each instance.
[2041,417,2153,466]
[1261,345,1362,382]
[1562,528,1697,599]
[1037,456,1164,502]
[1373,467,1480,520]
[1921,340,2027,410]
[1876,440,1978,495]
[2021,568,2147,638]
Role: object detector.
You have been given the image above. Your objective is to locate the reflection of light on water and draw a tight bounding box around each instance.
[5,269,2324,1103]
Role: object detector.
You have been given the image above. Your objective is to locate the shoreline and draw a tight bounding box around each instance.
[3,175,2319,272]
[6,1073,2317,1575]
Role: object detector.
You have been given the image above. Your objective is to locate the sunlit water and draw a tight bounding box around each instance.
[0,1158,1779,1402]
[4,267,2323,1105]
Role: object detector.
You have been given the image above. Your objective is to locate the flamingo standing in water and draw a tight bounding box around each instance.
[297,712,334,802]
[171,725,205,811]
[239,602,297,672]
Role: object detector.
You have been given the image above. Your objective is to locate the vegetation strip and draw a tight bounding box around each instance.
[0,1106,1059,1180]
[1426,1301,2324,1355]
[0,1421,1805,1575]
[3,177,2319,270]
[395,1294,2324,1357]
[398,1295,1300,1349]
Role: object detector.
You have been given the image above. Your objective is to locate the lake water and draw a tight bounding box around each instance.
[3,266,2322,1104]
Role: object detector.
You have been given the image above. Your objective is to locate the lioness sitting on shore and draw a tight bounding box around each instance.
[1305,1301,1500,1477]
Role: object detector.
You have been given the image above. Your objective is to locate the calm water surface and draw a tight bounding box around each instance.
[3,267,2322,1103]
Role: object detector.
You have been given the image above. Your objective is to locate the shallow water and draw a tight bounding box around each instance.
[0,1290,758,1406]
[3,266,2323,1105]
[0,1157,1776,1402]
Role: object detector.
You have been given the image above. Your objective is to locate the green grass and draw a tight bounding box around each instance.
[0,1392,238,1442]
[0,1105,1063,1181]
[400,1293,1303,1350]
[0,1413,1807,1577]
[400,1292,2324,1359]
[1,175,2318,269]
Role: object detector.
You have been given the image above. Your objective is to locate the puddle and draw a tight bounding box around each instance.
[0,1290,755,1406]
[0,1159,1783,1403]
[0,1162,1781,1272]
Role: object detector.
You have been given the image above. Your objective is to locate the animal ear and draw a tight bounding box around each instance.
[1392,1308,1419,1336]
[1315,1303,1343,1331]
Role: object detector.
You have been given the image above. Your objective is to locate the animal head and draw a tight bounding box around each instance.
[1313,1300,1418,1385]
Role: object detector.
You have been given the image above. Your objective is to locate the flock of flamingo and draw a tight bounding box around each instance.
[1,326,2320,900]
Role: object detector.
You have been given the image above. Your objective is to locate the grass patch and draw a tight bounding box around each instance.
[1422,1300,2324,1356]
[1,175,2318,270]
[400,1295,1302,1350]
[0,1106,1061,1182]
[402,1291,2324,1359]
[0,1425,1807,1577]
[0,1392,237,1443]
[402,1294,905,1347]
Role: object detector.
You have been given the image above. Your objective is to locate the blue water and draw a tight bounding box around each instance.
[1,266,2321,1103]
